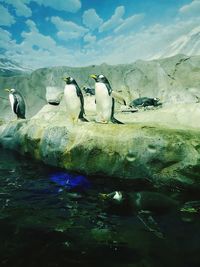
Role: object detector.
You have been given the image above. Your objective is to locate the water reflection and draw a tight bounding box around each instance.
[50,172,91,191]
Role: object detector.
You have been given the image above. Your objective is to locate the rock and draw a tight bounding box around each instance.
[0,54,200,189]
[0,102,200,189]
[1,54,200,121]
[45,86,63,105]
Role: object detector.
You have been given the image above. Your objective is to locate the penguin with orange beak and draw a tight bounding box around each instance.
[90,74,123,124]
[63,77,88,123]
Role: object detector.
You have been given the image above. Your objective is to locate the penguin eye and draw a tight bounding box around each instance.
[70,77,73,82]
[99,74,104,78]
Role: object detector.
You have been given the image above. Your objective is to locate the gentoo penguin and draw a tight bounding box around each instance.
[129,97,161,108]
[90,74,123,124]
[63,77,88,123]
[99,191,178,215]
[5,88,26,119]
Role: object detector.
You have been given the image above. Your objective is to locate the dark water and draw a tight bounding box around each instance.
[0,149,200,267]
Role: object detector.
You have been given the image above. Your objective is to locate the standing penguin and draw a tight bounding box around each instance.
[5,88,26,119]
[63,77,88,123]
[90,74,123,124]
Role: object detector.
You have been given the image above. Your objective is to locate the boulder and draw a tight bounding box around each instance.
[1,54,200,120]
[0,103,200,189]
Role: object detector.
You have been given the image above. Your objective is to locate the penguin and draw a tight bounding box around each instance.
[129,97,161,108]
[90,74,123,124]
[99,191,178,215]
[63,77,88,123]
[5,88,26,119]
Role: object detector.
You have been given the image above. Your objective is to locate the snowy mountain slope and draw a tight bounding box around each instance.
[154,26,200,59]
[0,58,32,77]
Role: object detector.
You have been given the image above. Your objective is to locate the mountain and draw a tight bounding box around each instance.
[155,25,200,59]
[0,58,32,77]
[0,54,200,122]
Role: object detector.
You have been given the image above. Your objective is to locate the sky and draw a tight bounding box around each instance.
[0,0,200,69]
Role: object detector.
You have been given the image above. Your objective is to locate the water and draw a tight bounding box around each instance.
[0,149,200,267]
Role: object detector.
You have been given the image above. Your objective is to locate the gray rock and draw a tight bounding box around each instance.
[0,54,200,189]
[1,54,200,120]
[0,102,200,189]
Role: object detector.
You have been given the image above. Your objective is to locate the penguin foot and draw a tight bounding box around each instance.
[97,120,108,124]
[79,117,89,122]
[111,117,124,124]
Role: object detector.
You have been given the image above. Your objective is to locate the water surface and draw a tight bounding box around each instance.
[0,149,200,267]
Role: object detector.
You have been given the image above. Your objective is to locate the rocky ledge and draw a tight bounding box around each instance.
[0,103,200,190]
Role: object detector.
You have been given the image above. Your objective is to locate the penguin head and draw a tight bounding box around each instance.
[63,77,77,85]
[5,88,16,94]
[90,74,109,83]
[99,191,123,203]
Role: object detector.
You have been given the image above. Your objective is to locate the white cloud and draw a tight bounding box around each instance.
[21,19,57,51]
[1,7,200,70]
[25,19,38,31]
[179,0,200,16]
[79,17,200,66]
[4,19,75,68]
[99,6,125,32]
[0,4,15,26]
[114,13,145,34]
[0,0,81,18]
[51,16,88,40]
[82,9,103,30]
[0,28,15,50]
[0,0,32,17]
[83,33,96,43]
[35,0,81,13]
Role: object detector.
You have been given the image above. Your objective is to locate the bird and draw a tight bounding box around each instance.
[129,97,161,108]
[90,74,123,124]
[63,77,88,123]
[5,88,26,119]
[99,191,178,215]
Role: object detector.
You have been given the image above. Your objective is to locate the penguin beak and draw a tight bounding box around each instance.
[99,193,109,200]
[4,89,10,93]
[90,74,97,80]
[63,77,69,82]
[99,191,123,202]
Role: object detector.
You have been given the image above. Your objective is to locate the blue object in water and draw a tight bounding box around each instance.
[50,172,91,191]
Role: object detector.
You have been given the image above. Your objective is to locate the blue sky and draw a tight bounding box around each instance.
[0,0,199,68]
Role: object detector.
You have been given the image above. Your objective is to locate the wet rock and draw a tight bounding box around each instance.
[1,106,200,189]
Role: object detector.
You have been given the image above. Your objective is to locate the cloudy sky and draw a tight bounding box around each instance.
[0,0,200,69]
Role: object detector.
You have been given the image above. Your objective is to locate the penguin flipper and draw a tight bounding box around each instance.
[105,81,112,96]
[111,97,124,124]
[13,93,26,119]
[74,84,88,122]
[76,84,87,117]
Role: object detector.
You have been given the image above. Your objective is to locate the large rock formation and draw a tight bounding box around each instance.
[0,102,200,189]
[0,54,200,120]
[0,54,200,189]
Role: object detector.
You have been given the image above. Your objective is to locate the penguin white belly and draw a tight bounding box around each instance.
[9,93,15,112]
[64,85,81,121]
[95,83,112,122]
